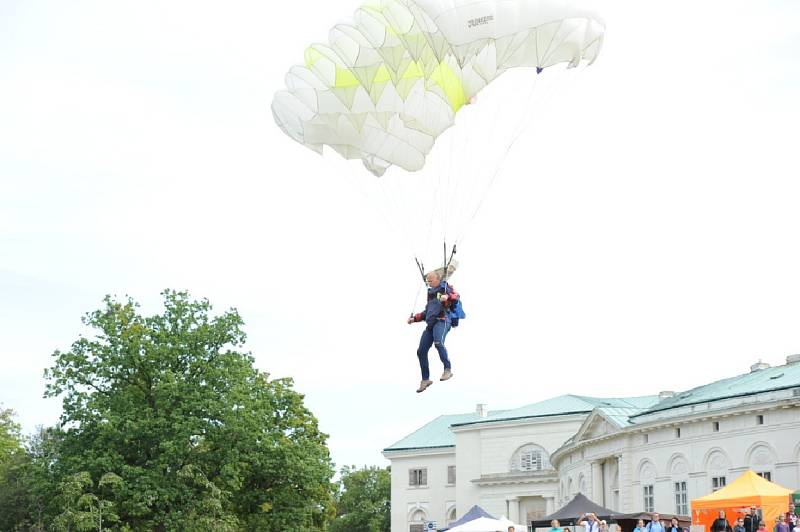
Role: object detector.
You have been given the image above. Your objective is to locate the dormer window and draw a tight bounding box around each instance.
[511,444,551,472]
[521,449,543,471]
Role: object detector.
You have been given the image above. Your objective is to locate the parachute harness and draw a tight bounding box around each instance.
[410,242,457,317]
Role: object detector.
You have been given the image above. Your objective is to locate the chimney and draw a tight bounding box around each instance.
[658,391,675,401]
[786,354,800,366]
[750,360,770,372]
[476,403,488,418]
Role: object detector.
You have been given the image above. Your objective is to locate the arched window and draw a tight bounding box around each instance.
[704,449,730,492]
[747,443,777,481]
[447,507,457,524]
[409,509,427,532]
[669,454,690,515]
[510,443,552,472]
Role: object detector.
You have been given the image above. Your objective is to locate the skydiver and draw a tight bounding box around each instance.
[407,270,459,393]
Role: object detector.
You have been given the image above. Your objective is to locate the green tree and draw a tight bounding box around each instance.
[44,290,335,531]
[0,406,22,465]
[0,407,37,531]
[329,465,391,532]
[52,471,123,531]
[0,425,62,531]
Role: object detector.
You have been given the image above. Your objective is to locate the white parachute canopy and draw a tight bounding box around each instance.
[272,0,604,176]
[272,0,604,275]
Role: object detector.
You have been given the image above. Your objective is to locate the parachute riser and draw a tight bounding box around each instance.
[411,242,456,318]
[442,242,457,285]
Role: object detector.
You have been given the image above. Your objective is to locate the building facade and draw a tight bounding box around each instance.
[383,356,800,532]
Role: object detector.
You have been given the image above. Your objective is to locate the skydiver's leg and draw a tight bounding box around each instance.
[416,325,434,381]
[432,320,451,370]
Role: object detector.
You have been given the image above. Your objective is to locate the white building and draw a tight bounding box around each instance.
[383,356,800,532]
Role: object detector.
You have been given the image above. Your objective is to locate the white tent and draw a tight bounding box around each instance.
[498,516,528,530]
[448,515,528,532]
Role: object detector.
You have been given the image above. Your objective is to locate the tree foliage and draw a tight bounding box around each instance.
[329,465,391,532]
[29,290,335,530]
[0,406,23,465]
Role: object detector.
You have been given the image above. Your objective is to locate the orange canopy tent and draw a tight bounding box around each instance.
[692,471,793,532]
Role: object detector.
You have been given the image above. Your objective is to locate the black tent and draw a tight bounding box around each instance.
[439,505,496,531]
[531,493,619,528]
[613,513,691,532]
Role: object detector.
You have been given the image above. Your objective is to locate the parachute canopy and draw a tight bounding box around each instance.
[272,0,604,176]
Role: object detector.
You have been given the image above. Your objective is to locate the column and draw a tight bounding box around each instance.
[546,497,555,516]
[508,498,520,524]
[616,455,624,512]
[592,461,604,505]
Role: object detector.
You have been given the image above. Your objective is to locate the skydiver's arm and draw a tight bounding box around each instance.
[408,312,424,324]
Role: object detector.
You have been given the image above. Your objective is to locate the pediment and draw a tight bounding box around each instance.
[574,412,619,443]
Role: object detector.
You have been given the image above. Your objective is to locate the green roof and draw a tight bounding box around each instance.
[452,395,630,427]
[383,412,497,452]
[594,396,660,427]
[632,362,800,418]
[384,395,637,452]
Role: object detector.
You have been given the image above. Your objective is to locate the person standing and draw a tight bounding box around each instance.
[550,519,564,532]
[776,514,791,532]
[647,514,665,532]
[634,519,646,532]
[579,513,600,532]
[745,507,761,532]
[669,518,681,532]
[788,505,797,528]
[734,517,746,532]
[712,510,733,532]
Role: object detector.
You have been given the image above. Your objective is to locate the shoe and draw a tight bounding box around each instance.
[416,380,433,393]
[440,369,453,381]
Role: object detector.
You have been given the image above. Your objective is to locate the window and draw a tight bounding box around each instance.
[447,465,456,484]
[511,444,551,472]
[711,476,726,491]
[756,415,764,425]
[409,509,426,532]
[675,428,681,438]
[447,507,457,524]
[674,481,688,515]
[643,484,655,512]
[712,421,719,432]
[757,471,771,481]
[409,468,427,487]
[521,449,543,471]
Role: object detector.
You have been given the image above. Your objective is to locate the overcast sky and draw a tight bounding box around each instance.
[1,0,799,470]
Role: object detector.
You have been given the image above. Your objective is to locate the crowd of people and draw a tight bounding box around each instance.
[505,503,800,532]
[710,504,799,532]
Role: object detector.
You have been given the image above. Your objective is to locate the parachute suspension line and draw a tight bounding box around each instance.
[453,66,541,250]
[410,282,424,318]
[337,158,410,255]
[376,173,418,264]
[448,99,476,248]
[442,241,457,285]
[454,69,543,248]
[410,256,427,317]
[427,150,446,260]
[455,76,513,243]
[415,256,426,283]
[444,107,459,244]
